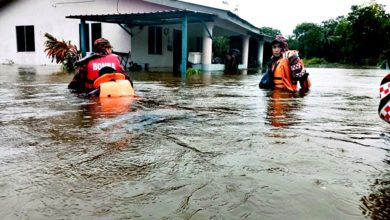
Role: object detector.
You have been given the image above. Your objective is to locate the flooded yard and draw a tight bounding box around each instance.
[0,65,389,219]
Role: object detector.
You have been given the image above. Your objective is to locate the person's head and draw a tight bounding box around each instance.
[98,66,116,76]
[271,35,288,57]
[93,38,113,55]
[272,42,283,58]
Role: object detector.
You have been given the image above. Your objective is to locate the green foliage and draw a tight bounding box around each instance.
[212,36,229,60]
[346,3,389,64]
[259,27,281,37]
[291,22,324,59]
[290,2,389,66]
[304,57,328,66]
[287,36,298,50]
[186,68,201,75]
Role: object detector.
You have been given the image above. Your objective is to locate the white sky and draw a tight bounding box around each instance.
[184,0,390,36]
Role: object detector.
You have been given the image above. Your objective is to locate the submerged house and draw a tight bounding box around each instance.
[0,0,272,73]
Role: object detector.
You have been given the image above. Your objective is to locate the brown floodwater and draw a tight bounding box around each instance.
[0,65,389,219]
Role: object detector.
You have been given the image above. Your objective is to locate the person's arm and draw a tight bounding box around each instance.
[117,67,134,88]
[68,65,87,92]
[87,88,100,97]
[124,73,134,88]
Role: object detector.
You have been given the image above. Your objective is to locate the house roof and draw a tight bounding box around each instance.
[66,0,273,42]
[146,1,257,30]
[144,0,273,41]
[66,10,215,27]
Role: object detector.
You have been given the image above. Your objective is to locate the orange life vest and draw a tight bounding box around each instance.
[93,73,135,98]
[85,54,122,90]
[272,58,298,92]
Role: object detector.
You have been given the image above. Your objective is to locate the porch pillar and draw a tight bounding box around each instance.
[80,19,86,57]
[241,35,250,69]
[258,40,264,69]
[202,22,214,70]
[181,14,188,77]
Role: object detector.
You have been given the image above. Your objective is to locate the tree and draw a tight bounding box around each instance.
[289,2,389,66]
[259,27,281,37]
[292,23,323,59]
[321,18,343,62]
[212,36,229,62]
[332,17,353,63]
[346,2,389,65]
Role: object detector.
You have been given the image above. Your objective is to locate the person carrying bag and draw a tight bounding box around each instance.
[259,35,311,93]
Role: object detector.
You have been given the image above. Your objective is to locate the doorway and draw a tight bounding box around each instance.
[173,29,182,74]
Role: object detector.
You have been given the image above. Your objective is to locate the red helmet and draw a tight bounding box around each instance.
[93,38,112,53]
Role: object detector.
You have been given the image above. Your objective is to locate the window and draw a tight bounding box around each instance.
[148,26,162,54]
[16,25,35,52]
[79,23,101,52]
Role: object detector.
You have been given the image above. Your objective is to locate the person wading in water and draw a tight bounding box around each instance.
[260,35,311,93]
[68,38,132,93]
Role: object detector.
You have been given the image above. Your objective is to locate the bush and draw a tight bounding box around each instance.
[186,68,201,75]
[304,57,328,65]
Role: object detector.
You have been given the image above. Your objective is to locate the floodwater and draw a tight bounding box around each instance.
[0,65,389,220]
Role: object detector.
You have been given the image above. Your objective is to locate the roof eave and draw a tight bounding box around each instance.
[144,0,270,40]
[66,10,215,27]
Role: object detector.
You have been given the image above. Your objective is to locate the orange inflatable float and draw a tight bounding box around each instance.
[93,73,135,98]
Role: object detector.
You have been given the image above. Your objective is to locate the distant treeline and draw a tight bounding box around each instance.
[260,2,390,66]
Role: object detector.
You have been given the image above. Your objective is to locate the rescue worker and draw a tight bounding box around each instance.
[224,49,240,74]
[262,36,310,127]
[68,38,131,93]
[266,35,311,93]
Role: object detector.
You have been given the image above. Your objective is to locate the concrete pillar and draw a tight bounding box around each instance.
[258,40,264,69]
[202,23,214,70]
[241,35,250,69]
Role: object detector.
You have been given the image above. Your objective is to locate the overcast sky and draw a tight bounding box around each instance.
[184,0,389,36]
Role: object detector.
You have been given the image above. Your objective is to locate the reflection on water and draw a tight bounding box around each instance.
[266,89,305,127]
[80,96,138,127]
[360,134,390,220]
[0,65,390,219]
[361,178,390,219]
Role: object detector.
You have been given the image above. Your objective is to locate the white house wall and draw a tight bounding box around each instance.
[0,0,171,66]
[0,0,262,70]
[102,24,131,54]
[130,23,206,69]
[131,24,178,70]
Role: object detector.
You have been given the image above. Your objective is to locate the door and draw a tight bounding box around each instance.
[173,29,182,74]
